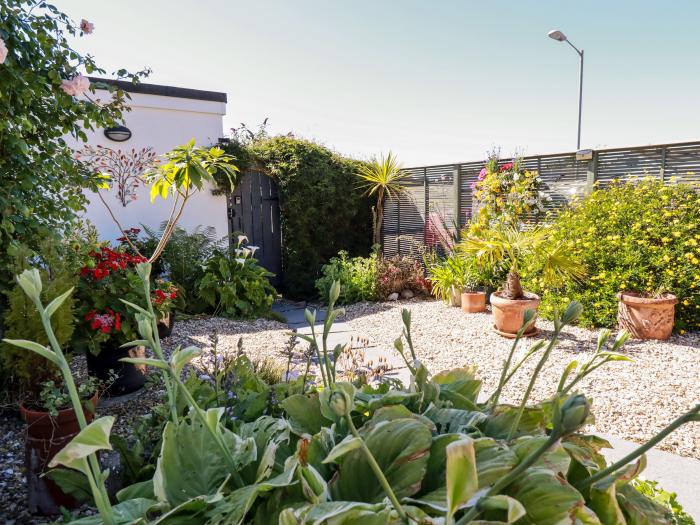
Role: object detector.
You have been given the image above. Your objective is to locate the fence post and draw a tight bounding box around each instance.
[660,147,667,182]
[586,152,598,193]
[452,164,461,230]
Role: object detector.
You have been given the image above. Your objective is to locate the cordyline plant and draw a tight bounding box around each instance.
[4,272,700,524]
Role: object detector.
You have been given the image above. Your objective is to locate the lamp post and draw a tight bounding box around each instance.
[548,29,584,150]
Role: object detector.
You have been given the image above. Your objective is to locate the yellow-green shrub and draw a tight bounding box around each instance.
[525,178,700,332]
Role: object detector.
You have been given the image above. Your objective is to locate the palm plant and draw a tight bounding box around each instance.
[459,225,585,300]
[357,152,407,246]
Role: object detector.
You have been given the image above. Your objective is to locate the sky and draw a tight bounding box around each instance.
[58,0,700,167]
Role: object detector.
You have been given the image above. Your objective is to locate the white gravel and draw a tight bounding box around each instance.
[341,299,700,460]
[156,304,700,460]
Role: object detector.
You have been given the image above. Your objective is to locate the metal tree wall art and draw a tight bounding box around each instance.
[77,145,158,206]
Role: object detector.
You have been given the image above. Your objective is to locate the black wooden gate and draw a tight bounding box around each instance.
[228,169,282,286]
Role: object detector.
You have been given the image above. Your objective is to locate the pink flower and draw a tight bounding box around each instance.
[0,38,7,65]
[499,162,514,172]
[80,19,95,34]
[478,168,487,180]
[61,75,90,97]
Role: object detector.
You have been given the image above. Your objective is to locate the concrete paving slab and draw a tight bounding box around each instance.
[282,308,326,325]
[601,434,700,519]
[295,321,353,335]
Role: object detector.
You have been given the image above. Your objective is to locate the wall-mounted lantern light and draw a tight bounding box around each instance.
[104,125,132,142]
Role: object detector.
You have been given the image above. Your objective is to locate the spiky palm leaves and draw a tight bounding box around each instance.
[356,152,407,246]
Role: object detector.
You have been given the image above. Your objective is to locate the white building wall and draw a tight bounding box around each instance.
[66,88,229,243]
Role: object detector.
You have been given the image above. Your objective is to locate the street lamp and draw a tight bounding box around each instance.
[548,29,584,150]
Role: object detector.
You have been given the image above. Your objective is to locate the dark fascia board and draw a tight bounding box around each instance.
[88,77,227,103]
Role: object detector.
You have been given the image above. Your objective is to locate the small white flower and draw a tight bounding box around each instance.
[240,248,251,258]
[235,258,246,266]
[80,19,95,34]
[0,38,8,64]
[237,234,248,245]
[247,245,259,256]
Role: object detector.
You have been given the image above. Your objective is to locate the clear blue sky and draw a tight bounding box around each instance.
[59,0,700,166]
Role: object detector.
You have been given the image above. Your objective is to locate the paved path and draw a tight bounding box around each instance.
[274,301,699,519]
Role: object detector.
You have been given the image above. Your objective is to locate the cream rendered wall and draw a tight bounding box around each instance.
[67,89,228,243]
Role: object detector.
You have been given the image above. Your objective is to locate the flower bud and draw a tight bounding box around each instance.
[17,268,43,304]
[136,313,153,341]
[329,390,351,417]
[558,394,590,436]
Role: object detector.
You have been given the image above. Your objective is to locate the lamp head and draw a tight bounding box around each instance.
[548,30,568,42]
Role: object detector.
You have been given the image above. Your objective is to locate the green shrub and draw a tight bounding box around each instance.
[376,255,431,299]
[425,253,491,303]
[245,136,373,298]
[632,479,695,524]
[197,242,276,319]
[1,242,77,398]
[316,250,378,303]
[525,178,700,331]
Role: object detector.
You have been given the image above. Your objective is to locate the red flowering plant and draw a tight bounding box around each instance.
[72,246,174,355]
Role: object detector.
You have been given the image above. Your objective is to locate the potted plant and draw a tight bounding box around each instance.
[460,225,585,337]
[617,289,678,340]
[460,264,487,314]
[154,279,179,338]
[426,254,466,307]
[19,377,101,514]
[73,246,175,395]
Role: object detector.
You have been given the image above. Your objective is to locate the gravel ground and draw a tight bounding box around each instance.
[342,299,700,460]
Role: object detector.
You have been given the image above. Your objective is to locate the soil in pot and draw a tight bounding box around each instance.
[86,344,146,396]
[490,291,540,338]
[157,311,176,339]
[461,291,486,313]
[20,394,98,514]
[617,291,677,340]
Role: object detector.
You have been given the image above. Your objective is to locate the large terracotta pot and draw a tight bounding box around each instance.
[461,291,486,313]
[20,394,98,514]
[617,292,677,340]
[490,291,540,338]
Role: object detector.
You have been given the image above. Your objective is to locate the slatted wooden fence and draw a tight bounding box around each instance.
[382,140,700,257]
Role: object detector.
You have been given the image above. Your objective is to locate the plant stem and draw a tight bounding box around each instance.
[344,414,406,520]
[309,322,328,388]
[576,404,700,491]
[506,325,561,441]
[456,433,560,524]
[489,330,524,409]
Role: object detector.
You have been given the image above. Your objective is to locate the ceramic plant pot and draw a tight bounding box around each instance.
[86,344,146,396]
[157,311,176,339]
[490,291,540,338]
[617,292,677,340]
[461,291,486,313]
[20,394,98,514]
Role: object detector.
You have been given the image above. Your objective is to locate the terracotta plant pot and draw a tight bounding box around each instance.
[617,292,678,340]
[461,291,486,313]
[490,291,540,338]
[449,288,461,307]
[20,394,98,515]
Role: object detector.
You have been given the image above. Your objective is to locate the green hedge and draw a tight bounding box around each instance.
[524,178,700,332]
[248,137,372,298]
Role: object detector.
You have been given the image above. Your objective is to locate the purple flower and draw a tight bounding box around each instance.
[478,168,487,180]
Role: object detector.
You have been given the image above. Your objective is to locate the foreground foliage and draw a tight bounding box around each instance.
[4,269,699,524]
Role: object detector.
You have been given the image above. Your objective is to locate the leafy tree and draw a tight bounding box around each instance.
[0,0,147,316]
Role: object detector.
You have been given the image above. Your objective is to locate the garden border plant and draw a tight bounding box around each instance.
[5,269,700,524]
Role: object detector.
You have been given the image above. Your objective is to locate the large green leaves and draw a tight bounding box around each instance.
[330,418,432,502]
[281,393,327,435]
[153,412,256,506]
[445,438,478,522]
[506,467,599,525]
[49,416,114,476]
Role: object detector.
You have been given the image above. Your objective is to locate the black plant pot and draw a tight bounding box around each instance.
[157,311,176,339]
[86,344,145,397]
